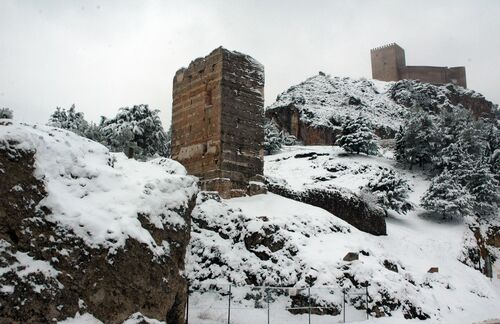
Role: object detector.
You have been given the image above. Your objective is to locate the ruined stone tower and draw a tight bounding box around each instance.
[171,47,265,198]
[371,43,467,87]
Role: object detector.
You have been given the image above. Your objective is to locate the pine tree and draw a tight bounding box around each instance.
[363,168,413,216]
[100,104,169,159]
[263,119,283,155]
[464,162,500,217]
[337,115,378,155]
[421,169,473,219]
[48,104,89,136]
[396,109,439,169]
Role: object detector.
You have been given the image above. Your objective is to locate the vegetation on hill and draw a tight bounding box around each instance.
[47,104,170,159]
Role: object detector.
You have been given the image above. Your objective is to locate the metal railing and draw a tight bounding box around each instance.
[186,283,370,324]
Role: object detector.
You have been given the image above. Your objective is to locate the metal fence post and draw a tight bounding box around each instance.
[185,281,189,324]
[308,287,311,324]
[267,288,270,324]
[365,286,369,320]
[228,284,232,324]
[342,292,346,323]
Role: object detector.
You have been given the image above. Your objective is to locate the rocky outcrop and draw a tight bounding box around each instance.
[0,122,198,323]
[266,74,498,146]
[267,183,386,236]
[390,80,498,119]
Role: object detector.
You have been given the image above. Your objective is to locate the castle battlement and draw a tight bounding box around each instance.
[370,43,401,52]
[370,43,466,88]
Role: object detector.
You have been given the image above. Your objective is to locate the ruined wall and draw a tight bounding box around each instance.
[172,47,265,198]
[371,43,467,88]
[171,49,223,181]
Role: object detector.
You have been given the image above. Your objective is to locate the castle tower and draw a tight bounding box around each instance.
[171,47,265,198]
[370,43,406,82]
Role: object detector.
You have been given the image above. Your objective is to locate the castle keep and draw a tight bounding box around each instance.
[371,43,467,88]
[171,47,265,198]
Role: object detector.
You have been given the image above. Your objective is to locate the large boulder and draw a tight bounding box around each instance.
[0,121,198,323]
[267,183,386,236]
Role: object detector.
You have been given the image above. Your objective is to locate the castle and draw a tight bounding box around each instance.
[171,47,265,198]
[371,43,467,88]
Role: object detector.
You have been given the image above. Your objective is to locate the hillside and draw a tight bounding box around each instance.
[266,74,497,145]
[186,145,500,323]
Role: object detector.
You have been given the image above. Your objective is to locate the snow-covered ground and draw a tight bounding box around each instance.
[187,146,500,324]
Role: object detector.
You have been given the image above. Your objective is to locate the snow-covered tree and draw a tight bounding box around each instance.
[263,119,296,155]
[464,162,500,217]
[264,119,283,155]
[83,121,105,143]
[421,169,473,219]
[337,115,378,155]
[363,168,413,216]
[100,104,169,159]
[48,104,89,136]
[395,109,439,169]
[0,108,13,119]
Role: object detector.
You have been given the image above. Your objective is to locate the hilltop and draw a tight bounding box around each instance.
[266,74,497,145]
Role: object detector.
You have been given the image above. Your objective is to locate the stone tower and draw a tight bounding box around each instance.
[370,43,406,82]
[171,47,265,198]
[371,43,466,87]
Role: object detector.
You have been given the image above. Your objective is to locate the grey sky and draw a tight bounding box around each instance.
[1,0,499,127]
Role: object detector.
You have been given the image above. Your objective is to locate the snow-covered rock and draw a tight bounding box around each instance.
[0,121,197,323]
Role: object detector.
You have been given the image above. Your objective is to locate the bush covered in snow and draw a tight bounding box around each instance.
[0,107,13,119]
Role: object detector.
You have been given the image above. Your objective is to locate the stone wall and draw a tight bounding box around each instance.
[371,43,467,88]
[172,47,265,198]
[400,66,467,88]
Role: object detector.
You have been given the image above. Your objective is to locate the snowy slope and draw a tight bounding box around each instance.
[187,145,500,323]
[265,145,408,195]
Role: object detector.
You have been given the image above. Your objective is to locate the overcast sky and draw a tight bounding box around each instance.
[1,0,499,127]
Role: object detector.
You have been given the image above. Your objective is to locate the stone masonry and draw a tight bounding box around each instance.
[171,47,265,198]
[371,43,467,88]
